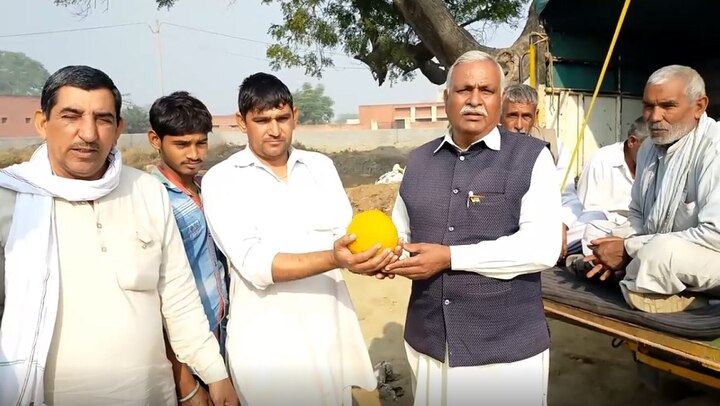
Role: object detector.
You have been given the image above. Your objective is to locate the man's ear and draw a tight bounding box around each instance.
[113,117,125,147]
[292,106,299,126]
[34,110,47,141]
[147,130,162,152]
[235,112,248,133]
[694,96,709,119]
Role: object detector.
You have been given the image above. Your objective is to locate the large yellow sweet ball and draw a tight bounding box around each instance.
[347,209,399,254]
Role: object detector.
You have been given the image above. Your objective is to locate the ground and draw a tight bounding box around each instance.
[342,182,707,406]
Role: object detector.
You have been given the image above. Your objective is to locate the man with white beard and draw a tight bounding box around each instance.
[584,65,720,313]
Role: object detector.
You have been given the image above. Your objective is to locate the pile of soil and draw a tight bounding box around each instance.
[200,144,409,188]
[345,183,399,215]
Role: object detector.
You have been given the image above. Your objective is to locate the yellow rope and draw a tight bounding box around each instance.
[559,0,633,191]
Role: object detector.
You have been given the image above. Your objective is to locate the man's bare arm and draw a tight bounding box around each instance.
[271,235,395,283]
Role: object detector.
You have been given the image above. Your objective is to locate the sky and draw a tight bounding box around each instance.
[0,0,524,116]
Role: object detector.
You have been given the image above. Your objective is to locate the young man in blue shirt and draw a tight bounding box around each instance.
[147,91,229,405]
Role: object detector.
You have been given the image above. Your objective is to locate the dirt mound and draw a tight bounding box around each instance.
[199,143,410,188]
[345,183,399,215]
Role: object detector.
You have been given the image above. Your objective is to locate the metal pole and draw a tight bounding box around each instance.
[154,20,165,96]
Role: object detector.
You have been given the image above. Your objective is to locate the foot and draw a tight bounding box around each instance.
[620,285,710,313]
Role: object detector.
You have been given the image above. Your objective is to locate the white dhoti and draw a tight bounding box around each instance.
[581,221,720,296]
[623,234,720,296]
[405,343,549,406]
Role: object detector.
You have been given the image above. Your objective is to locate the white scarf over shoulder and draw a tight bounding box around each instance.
[0,144,122,405]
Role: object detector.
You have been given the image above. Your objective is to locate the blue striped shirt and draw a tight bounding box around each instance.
[152,165,228,351]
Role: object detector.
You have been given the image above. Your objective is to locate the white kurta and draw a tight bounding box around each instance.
[202,147,376,406]
[576,141,634,224]
[567,141,634,252]
[391,129,560,406]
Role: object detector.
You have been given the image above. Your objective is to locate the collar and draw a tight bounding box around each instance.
[231,145,306,168]
[151,164,203,208]
[609,141,629,168]
[151,164,201,193]
[433,126,501,154]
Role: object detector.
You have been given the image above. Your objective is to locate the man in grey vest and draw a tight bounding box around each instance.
[385,50,561,405]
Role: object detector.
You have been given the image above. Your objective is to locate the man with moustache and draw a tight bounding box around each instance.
[585,65,720,313]
[386,51,560,405]
[0,66,237,405]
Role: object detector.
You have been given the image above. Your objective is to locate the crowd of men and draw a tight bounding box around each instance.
[0,49,718,405]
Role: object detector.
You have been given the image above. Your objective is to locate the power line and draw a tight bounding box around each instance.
[161,22,270,46]
[0,22,150,38]
[167,35,367,71]
[162,22,358,61]
[0,20,368,70]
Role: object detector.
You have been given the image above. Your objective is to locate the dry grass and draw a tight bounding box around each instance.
[0,145,41,168]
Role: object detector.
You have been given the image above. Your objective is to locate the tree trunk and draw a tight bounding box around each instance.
[393,0,495,69]
[394,0,542,85]
[496,3,543,85]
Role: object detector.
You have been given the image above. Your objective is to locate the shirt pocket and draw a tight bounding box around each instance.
[115,230,162,291]
[466,170,508,208]
[179,218,203,244]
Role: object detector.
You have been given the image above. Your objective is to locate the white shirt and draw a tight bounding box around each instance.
[202,147,376,405]
[392,128,561,280]
[576,141,633,223]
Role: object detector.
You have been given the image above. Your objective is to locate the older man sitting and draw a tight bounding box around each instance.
[586,65,720,313]
[501,84,586,259]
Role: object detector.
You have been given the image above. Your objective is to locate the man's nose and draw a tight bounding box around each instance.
[647,106,663,123]
[268,120,280,136]
[468,89,482,106]
[78,117,99,142]
[187,145,199,160]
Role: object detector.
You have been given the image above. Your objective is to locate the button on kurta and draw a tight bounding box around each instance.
[452,188,459,194]
[459,156,466,161]
[448,226,455,232]
[444,299,450,305]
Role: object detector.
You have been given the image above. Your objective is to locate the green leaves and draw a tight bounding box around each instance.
[292,82,334,124]
[121,103,151,134]
[262,0,526,85]
[0,51,50,96]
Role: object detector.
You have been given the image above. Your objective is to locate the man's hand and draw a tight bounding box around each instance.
[179,382,210,406]
[558,224,569,264]
[584,236,630,281]
[373,240,404,280]
[207,378,239,406]
[383,243,450,280]
[332,234,397,275]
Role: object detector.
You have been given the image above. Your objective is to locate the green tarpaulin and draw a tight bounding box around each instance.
[533,0,720,95]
